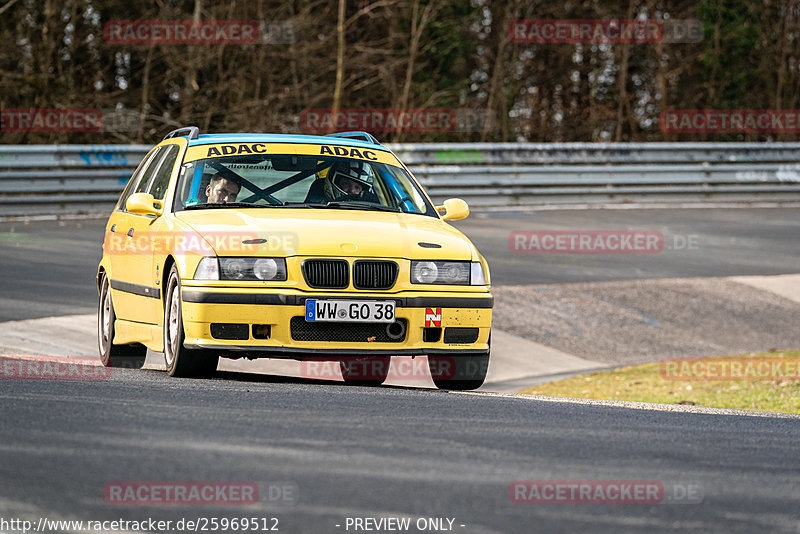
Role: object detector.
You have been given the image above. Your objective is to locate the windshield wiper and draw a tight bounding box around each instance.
[323,202,401,213]
[281,202,328,208]
[184,202,281,210]
[279,201,401,213]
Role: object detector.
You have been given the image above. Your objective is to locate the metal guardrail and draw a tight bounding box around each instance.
[391,142,800,165]
[398,142,800,207]
[0,145,149,216]
[1,143,800,216]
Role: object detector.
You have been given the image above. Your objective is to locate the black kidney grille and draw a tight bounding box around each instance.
[353,261,398,290]
[303,259,349,288]
[291,317,407,343]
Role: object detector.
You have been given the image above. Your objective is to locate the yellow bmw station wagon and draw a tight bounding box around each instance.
[97,127,492,389]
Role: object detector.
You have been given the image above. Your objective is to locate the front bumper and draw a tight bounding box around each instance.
[180,288,492,358]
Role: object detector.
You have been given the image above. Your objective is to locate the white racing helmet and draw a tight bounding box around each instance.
[324,161,373,200]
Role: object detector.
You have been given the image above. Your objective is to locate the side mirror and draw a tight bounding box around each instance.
[126,192,162,217]
[436,198,469,221]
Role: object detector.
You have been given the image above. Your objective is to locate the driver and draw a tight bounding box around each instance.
[205,173,240,203]
[305,161,378,203]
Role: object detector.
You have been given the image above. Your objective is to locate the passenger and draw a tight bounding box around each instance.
[305,162,379,203]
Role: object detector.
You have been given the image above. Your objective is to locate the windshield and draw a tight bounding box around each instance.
[172,152,437,217]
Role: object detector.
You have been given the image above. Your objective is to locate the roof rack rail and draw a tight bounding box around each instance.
[326,131,381,145]
[163,126,200,141]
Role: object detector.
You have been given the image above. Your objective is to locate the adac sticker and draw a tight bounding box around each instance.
[206,143,268,157]
[319,145,378,161]
[183,143,270,161]
[425,308,442,327]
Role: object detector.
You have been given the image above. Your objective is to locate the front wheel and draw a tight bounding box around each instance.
[97,272,145,369]
[429,353,489,391]
[340,356,391,386]
[163,265,218,377]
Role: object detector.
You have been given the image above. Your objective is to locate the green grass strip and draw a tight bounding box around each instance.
[518,350,800,414]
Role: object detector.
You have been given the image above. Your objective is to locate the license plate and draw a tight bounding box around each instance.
[305,299,396,323]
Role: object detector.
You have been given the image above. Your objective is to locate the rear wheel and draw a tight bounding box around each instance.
[163,265,218,377]
[340,356,391,386]
[429,352,489,391]
[97,272,145,369]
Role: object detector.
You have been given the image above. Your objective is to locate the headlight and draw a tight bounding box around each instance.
[253,258,281,280]
[411,261,439,284]
[411,261,470,285]
[221,258,248,280]
[194,257,287,281]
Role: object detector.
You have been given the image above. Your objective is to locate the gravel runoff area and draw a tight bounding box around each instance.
[492,277,800,366]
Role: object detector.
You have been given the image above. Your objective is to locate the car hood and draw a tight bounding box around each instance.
[174,208,476,260]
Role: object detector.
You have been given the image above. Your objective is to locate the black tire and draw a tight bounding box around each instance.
[429,352,489,391]
[163,265,218,377]
[97,272,146,369]
[340,356,391,386]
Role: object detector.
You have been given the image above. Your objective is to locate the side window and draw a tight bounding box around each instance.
[116,147,161,211]
[146,145,180,200]
[133,146,165,195]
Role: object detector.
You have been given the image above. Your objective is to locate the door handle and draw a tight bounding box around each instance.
[127,228,134,238]
[110,224,116,233]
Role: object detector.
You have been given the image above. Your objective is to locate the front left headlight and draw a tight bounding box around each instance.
[194,256,287,281]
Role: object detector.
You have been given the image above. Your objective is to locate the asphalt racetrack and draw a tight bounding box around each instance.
[3,367,799,533]
[1,208,800,533]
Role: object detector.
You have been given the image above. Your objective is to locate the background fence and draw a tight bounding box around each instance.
[2,143,800,216]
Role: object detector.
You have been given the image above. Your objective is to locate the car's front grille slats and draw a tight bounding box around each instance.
[302,259,397,290]
[303,259,349,289]
[354,260,398,290]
